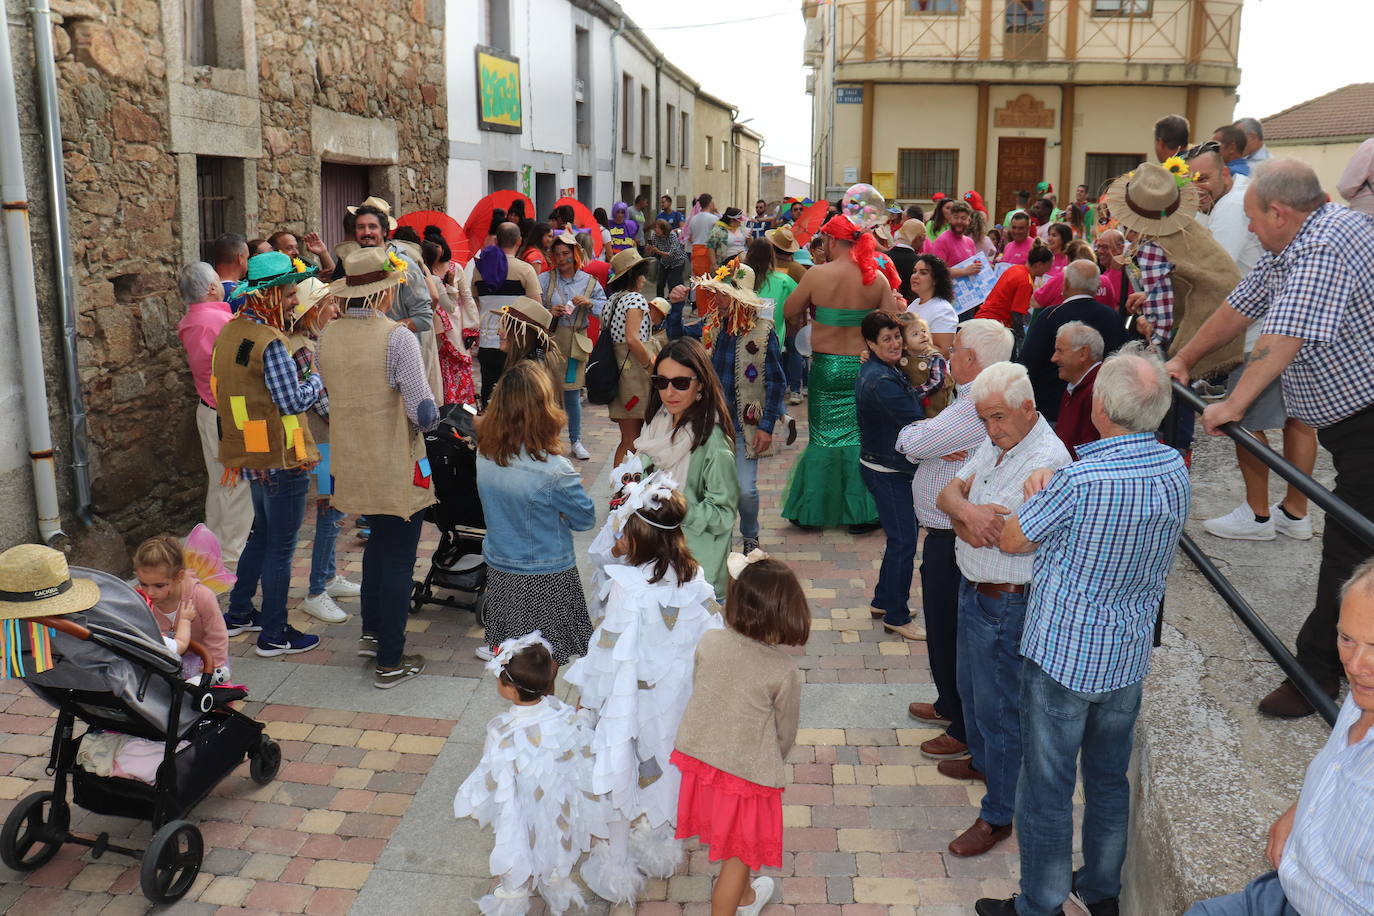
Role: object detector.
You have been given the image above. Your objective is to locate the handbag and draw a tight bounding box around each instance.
[585,292,630,405]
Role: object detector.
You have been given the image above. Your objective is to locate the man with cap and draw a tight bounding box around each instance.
[319,247,440,688]
[216,252,327,657]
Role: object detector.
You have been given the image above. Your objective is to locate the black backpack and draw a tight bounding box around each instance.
[584,293,630,405]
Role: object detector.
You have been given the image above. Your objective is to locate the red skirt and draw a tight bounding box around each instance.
[670,750,783,870]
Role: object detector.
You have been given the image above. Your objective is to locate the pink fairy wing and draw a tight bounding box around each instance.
[183,524,237,595]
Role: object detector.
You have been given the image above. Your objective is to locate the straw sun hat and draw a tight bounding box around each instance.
[0,544,100,621]
[1105,161,1199,237]
[329,246,409,301]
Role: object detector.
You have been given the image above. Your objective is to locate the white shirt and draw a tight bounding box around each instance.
[1195,174,1266,349]
[953,414,1071,584]
[907,296,959,335]
[687,211,718,246]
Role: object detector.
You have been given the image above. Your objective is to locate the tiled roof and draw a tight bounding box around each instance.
[1261,83,1374,141]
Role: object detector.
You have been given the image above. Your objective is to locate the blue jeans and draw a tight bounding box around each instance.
[735,435,760,539]
[957,578,1027,826]
[1015,660,1142,916]
[228,468,310,644]
[919,528,965,743]
[308,501,345,596]
[360,510,426,668]
[1184,873,1298,916]
[782,334,805,394]
[859,465,917,627]
[564,389,583,443]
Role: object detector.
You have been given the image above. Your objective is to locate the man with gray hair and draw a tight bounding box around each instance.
[1019,259,1126,419]
[895,319,1013,767]
[1052,321,1105,458]
[175,261,252,563]
[1235,116,1270,165]
[936,360,1071,858]
[1167,158,1374,718]
[976,343,1190,916]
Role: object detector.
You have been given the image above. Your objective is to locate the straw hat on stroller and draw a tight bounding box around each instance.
[0,544,100,621]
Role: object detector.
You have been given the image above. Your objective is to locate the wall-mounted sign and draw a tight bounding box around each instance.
[560,187,577,199]
[843,166,859,183]
[521,165,533,198]
[476,46,522,133]
[836,86,863,104]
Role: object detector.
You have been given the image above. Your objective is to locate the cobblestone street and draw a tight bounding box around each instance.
[0,408,1059,915]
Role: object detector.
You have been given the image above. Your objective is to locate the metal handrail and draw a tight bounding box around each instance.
[1171,381,1369,727]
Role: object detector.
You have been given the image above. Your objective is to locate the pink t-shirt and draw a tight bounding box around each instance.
[176,301,233,406]
[1000,238,1033,265]
[926,231,976,270]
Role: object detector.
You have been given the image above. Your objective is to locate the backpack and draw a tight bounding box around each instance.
[584,292,631,405]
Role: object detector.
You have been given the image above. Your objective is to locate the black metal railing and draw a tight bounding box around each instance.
[1172,381,1374,727]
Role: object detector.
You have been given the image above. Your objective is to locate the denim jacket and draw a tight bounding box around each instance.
[476,450,597,574]
[856,358,924,472]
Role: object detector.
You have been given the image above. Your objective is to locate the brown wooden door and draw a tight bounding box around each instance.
[995,137,1045,223]
[321,162,370,253]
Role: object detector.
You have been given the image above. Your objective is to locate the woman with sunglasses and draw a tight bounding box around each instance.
[634,338,739,600]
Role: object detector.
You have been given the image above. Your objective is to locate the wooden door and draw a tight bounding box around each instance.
[320,162,370,253]
[994,137,1045,223]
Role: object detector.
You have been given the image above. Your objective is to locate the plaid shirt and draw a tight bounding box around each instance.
[1135,241,1174,348]
[710,326,787,436]
[895,382,985,529]
[1229,203,1374,427]
[1017,433,1190,693]
[240,313,324,482]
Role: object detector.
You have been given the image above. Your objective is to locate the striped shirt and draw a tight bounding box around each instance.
[1228,203,1374,428]
[895,382,985,529]
[1017,433,1190,693]
[1280,692,1374,915]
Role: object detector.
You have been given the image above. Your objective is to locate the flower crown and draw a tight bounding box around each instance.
[483,631,553,677]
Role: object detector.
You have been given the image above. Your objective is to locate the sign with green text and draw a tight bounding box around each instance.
[476,46,521,133]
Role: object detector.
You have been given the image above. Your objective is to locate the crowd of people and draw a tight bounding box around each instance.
[142,105,1374,914]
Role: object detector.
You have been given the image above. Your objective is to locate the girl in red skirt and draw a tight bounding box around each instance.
[670,553,809,916]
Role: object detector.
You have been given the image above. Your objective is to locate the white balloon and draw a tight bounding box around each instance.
[794,324,813,357]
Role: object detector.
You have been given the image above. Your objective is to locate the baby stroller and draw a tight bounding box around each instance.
[0,568,279,904]
[411,403,488,621]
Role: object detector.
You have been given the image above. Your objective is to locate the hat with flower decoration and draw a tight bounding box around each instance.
[1105,160,1199,238]
[328,246,410,301]
[230,250,319,300]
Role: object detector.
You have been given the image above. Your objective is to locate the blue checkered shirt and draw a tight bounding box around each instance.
[1229,203,1374,427]
[239,313,324,481]
[1017,433,1190,693]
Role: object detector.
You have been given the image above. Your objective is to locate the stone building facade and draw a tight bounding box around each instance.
[0,0,446,561]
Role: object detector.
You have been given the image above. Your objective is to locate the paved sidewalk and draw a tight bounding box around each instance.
[0,402,1047,915]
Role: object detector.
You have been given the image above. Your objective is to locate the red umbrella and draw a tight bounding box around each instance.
[396,210,472,266]
[790,200,831,246]
[463,190,536,249]
[554,196,604,259]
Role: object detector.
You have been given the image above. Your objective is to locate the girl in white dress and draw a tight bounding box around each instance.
[453,633,607,916]
[567,469,724,904]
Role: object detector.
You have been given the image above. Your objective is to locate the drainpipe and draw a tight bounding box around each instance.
[653,61,662,202]
[610,15,625,199]
[31,0,93,527]
[0,0,65,545]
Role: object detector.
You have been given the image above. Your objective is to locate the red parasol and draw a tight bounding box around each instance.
[463,190,536,249]
[396,210,471,267]
[554,196,604,259]
[790,199,831,246]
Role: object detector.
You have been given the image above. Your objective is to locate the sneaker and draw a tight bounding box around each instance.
[357,633,379,658]
[1068,891,1119,916]
[224,614,262,637]
[571,440,591,461]
[375,654,426,689]
[1271,503,1314,540]
[302,593,349,624]
[325,575,362,598]
[475,645,496,661]
[788,391,803,406]
[742,536,760,554]
[1201,503,1275,541]
[255,626,321,657]
[737,876,775,916]
[784,414,798,446]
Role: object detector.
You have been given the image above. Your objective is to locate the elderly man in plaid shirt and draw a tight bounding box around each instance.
[1168,159,1374,719]
[976,343,1190,916]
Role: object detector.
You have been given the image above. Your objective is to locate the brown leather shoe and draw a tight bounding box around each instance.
[937,756,985,781]
[908,701,950,724]
[1258,677,1340,719]
[948,817,1012,857]
[920,733,969,760]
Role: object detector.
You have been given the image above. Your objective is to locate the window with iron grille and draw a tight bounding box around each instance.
[1084,153,1144,200]
[905,0,962,12]
[1093,0,1152,16]
[898,149,957,198]
[196,157,229,262]
[641,87,650,156]
[622,74,634,151]
[666,104,676,163]
[680,112,690,166]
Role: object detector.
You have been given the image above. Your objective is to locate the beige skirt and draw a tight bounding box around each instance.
[609,341,651,419]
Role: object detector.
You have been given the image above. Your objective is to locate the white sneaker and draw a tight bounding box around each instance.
[325,575,361,598]
[737,876,775,916]
[1202,503,1275,541]
[1271,503,1314,540]
[474,645,496,661]
[301,592,349,623]
[572,441,591,461]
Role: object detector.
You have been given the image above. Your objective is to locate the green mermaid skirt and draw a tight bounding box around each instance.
[782,353,879,528]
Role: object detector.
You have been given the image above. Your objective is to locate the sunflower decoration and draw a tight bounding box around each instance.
[1162,156,1190,189]
[384,251,409,283]
[291,256,308,273]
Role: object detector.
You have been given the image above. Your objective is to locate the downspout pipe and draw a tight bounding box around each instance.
[610,16,625,198]
[31,0,94,527]
[0,0,65,545]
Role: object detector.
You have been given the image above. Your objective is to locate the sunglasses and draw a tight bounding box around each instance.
[651,374,697,391]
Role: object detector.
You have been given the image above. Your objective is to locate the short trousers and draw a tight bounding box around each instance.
[1226,362,1287,432]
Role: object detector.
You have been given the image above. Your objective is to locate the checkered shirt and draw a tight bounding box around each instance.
[240,313,324,482]
[1017,433,1191,693]
[896,382,986,529]
[1229,203,1374,427]
[1135,241,1174,348]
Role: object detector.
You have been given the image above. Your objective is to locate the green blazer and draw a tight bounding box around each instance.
[680,425,740,600]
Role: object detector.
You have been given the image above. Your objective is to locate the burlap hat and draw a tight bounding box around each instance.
[1105,162,1199,237]
[500,296,554,333]
[693,260,762,307]
[765,226,800,253]
[0,544,99,621]
[896,219,927,246]
[290,277,333,325]
[329,246,409,301]
[347,195,399,231]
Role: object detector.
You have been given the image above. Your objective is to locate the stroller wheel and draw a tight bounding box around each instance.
[473,589,487,626]
[0,790,69,871]
[250,735,282,785]
[410,580,428,615]
[140,819,202,903]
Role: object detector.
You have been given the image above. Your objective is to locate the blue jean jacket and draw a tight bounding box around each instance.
[856,358,924,472]
[476,451,597,574]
